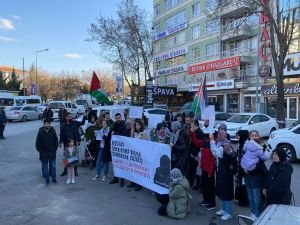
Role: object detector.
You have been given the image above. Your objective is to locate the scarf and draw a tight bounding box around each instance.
[217,130,232,155]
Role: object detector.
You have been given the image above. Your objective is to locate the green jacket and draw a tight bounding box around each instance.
[167,177,192,219]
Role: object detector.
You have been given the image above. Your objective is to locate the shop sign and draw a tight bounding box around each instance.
[284,53,300,76]
[153,46,188,62]
[146,79,154,104]
[154,64,187,77]
[259,65,271,78]
[262,83,300,95]
[154,21,188,41]
[153,86,177,97]
[188,57,240,75]
[189,79,235,92]
[258,0,271,63]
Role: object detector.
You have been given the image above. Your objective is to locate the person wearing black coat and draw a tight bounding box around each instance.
[35,119,59,185]
[0,107,7,139]
[58,105,68,131]
[263,148,293,207]
[43,106,53,121]
[235,130,249,206]
[59,112,87,176]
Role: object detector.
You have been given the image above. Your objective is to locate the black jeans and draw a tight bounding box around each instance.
[202,170,216,206]
[0,123,5,138]
[157,194,169,216]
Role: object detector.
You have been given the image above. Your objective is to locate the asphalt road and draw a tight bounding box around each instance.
[0,120,299,225]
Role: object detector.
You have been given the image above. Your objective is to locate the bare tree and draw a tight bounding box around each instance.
[87,0,153,88]
[209,0,299,127]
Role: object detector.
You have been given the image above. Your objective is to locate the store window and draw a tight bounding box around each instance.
[192,25,201,40]
[227,94,239,113]
[267,97,298,120]
[244,96,256,113]
[208,95,224,112]
[192,2,201,17]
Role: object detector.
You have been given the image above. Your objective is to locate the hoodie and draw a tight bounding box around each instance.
[241,140,268,172]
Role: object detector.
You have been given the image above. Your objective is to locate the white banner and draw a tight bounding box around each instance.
[129,106,143,119]
[284,53,300,76]
[111,135,171,194]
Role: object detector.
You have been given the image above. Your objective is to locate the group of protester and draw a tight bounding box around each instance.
[35,105,294,221]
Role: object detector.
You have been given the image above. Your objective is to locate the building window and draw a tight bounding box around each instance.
[206,42,219,59]
[206,19,220,35]
[154,5,160,17]
[165,55,185,68]
[165,0,184,11]
[206,0,218,11]
[192,48,201,62]
[153,42,160,54]
[154,61,160,70]
[191,25,201,40]
[192,2,201,17]
[165,58,174,68]
[153,24,160,35]
[227,94,239,113]
[165,31,185,49]
[165,11,186,29]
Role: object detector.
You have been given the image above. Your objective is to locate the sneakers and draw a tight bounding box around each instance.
[102,176,107,181]
[250,213,258,221]
[71,179,75,184]
[200,201,209,206]
[66,179,71,184]
[206,205,216,210]
[221,213,232,221]
[216,209,225,216]
[92,175,101,180]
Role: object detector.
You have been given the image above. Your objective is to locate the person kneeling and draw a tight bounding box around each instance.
[157,168,192,219]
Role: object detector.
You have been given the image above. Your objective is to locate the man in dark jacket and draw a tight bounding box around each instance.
[43,105,53,121]
[59,112,86,176]
[109,113,126,187]
[0,107,7,139]
[58,105,68,131]
[35,119,58,185]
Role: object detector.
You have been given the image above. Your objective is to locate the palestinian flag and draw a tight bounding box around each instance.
[191,75,207,116]
[90,71,110,104]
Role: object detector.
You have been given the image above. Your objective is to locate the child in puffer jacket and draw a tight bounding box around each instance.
[241,130,268,173]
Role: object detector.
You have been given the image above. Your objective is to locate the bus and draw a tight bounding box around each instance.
[15,95,42,107]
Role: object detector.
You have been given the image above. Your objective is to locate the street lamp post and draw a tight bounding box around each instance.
[35,48,48,95]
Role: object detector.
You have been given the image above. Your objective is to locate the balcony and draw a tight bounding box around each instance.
[221,48,256,62]
[221,26,253,41]
[220,1,253,18]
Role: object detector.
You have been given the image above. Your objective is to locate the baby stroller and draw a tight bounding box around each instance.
[81,126,99,169]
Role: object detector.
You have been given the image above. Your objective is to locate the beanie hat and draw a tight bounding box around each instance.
[273,148,287,162]
[170,168,183,182]
[156,122,164,131]
[219,122,227,131]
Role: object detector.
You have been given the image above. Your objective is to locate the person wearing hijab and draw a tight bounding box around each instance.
[157,168,192,219]
[151,122,170,144]
[263,148,293,207]
[209,130,235,220]
[235,130,250,206]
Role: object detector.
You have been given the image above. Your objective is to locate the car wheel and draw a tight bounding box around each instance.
[21,115,27,122]
[278,144,296,163]
[270,127,276,135]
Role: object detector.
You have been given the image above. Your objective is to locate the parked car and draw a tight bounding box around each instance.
[221,113,278,141]
[143,108,167,129]
[49,101,79,120]
[154,104,168,111]
[6,106,43,122]
[36,104,48,113]
[267,120,300,162]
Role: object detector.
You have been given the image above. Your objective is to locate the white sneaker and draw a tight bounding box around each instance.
[71,179,75,184]
[102,176,107,181]
[221,213,232,221]
[216,209,225,216]
[92,175,100,180]
[66,179,71,184]
[250,213,258,221]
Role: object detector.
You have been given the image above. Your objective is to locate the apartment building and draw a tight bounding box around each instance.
[152,0,300,120]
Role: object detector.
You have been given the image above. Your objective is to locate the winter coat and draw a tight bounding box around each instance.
[58,109,68,123]
[167,177,191,219]
[171,129,188,174]
[112,120,126,136]
[43,109,53,120]
[264,161,293,206]
[101,128,112,162]
[63,146,79,159]
[241,140,268,172]
[35,126,58,161]
[210,140,234,201]
[0,111,6,124]
[59,117,86,145]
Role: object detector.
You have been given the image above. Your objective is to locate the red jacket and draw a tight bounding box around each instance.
[191,131,215,177]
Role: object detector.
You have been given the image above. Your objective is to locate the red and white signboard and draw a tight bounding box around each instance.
[189,79,235,92]
[188,56,240,75]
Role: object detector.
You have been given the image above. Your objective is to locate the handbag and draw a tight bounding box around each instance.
[67,156,79,167]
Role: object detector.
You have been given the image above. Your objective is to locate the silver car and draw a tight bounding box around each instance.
[6,106,43,122]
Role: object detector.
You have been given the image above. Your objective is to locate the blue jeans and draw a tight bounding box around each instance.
[96,147,109,176]
[222,200,232,215]
[247,188,261,217]
[41,159,56,182]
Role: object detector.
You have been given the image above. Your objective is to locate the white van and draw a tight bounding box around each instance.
[15,95,42,107]
[75,99,97,115]
[49,101,79,120]
[0,92,18,110]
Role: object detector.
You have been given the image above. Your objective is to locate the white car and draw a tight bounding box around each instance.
[223,113,278,141]
[143,108,167,129]
[267,121,300,162]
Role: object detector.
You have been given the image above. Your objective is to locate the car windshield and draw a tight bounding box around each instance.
[9,107,22,110]
[227,114,251,123]
[49,102,63,109]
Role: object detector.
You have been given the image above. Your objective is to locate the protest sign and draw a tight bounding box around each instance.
[129,106,143,119]
[111,135,171,194]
